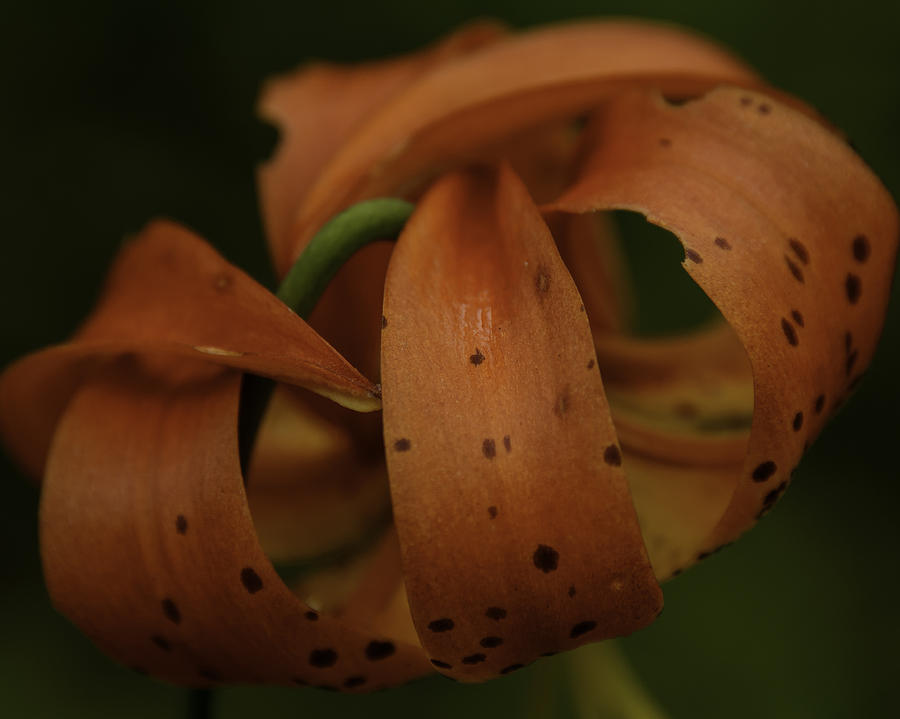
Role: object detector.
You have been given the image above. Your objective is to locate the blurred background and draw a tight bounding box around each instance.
[1,1,898,717]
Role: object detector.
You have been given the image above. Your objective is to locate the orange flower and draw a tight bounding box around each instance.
[0,20,896,691]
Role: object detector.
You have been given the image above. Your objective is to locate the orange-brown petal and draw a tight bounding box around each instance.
[258,20,506,276]
[40,357,429,689]
[290,20,764,260]
[381,163,661,681]
[0,220,378,479]
[549,87,898,556]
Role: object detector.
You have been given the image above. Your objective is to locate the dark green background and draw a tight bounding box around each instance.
[2,1,898,717]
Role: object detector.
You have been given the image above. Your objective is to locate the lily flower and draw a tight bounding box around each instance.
[1,20,896,694]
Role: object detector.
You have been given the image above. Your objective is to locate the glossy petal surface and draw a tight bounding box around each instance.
[381,164,661,681]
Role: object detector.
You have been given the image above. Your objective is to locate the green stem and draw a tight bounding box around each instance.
[566,642,670,719]
[275,198,415,317]
[238,198,415,472]
[187,688,213,719]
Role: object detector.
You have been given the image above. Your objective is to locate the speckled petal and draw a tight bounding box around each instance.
[40,359,429,690]
[549,87,899,559]
[381,163,662,682]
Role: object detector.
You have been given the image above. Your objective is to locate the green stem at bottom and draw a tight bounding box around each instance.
[566,641,670,719]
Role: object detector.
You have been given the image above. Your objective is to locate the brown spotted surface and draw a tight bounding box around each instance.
[40,360,430,690]
[380,164,661,681]
[1,19,896,694]
[549,86,898,565]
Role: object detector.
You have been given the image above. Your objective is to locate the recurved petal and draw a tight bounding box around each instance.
[40,358,429,689]
[381,163,661,682]
[549,87,899,558]
[0,220,378,480]
[290,20,763,259]
[258,20,506,275]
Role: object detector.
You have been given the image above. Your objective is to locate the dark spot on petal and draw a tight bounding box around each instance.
[309,649,338,668]
[430,659,452,669]
[480,636,503,648]
[568,585,576,598]
[500,664,524,675]
[758,103,771,114]
[781,318,798,347]
[161,598,181,624]
[603,444,622,466]
[853,234,870,262]
[462,653,487,665]
[198,667,222,682]
[659,137,672,147]
[752,461,777,482]
[685,249,703,264]
[740,96,753,106]
[554,388,570,417]
[533,544,559,573]
[587,359,595,369]
[428,618,455,632]
[535,267,551,296]
[570,621,597,639]
[784,255,804,283]
[344,676,366,689]
[381,315,387,329]
[791,310,805,327]
[305,610,319,621]
[175,514,187,534]
[469,348,485,365]
[792,412,804,431]
[240,567,263,594]
[715,236,732,250]
[151,634,171,651]
[365,641,395,661]
[393,438,411,452]
[757,481,789,519]
[814,394,826,414]
[788,238,809,264]
[846,273,861,304]
[503,435,511,452]
[486,607,507,620]
[846,350,858,376]
[488,506,498,519]
[482,438,496,459]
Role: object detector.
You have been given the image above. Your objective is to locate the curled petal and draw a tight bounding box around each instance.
[381,163,661,681]
[291,20,763,258]
[0,220,378,479]
[258,20,506,275]
[41,359,429,689]
[549,87,899,559]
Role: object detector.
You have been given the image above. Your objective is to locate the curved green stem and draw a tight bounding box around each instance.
[566,641,670,719]
[238,198,415,471]
[276,198,415,317]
